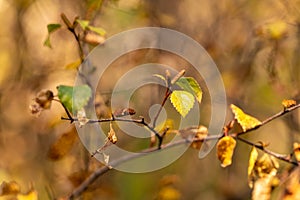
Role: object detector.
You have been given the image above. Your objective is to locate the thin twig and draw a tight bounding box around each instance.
[152,88,172,128]
[65,103,300,199]
[66,133,219,200]
[61,116,162,146]
[236,136,298,165]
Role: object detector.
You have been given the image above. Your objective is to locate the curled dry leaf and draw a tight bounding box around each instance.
[29,103,43,116]
[113,108,136,117]
[108,122,117,144]
[230,104,262,132]
[293,142,300,162]
[0,181,20,196]
[179,125,208,149]
[30,90,54,116]
[35,90,54,109]
[282,99,296,110]
[216,136,236,167]
[250,153,279,200]
[282,167,300,200]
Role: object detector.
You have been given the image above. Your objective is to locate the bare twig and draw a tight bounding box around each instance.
[64,103,300,199]
[61,13,85,63]
[62,116,163,148]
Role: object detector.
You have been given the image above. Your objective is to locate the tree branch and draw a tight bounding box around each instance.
[64,103,300,199]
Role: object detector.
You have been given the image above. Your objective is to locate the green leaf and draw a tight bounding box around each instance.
[176,77,202,103]
[57,85,92,113]
[88,25,106,36]
[76,19,90,29]
[47,23,61,33]
[170,90,195,117]
[43,23,61,48]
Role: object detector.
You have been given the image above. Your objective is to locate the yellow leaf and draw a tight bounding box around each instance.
[170,90,195,117]
[156,119,174,133]
[255,154,279,177]
[248,147,258,188]
[266,21,287,40]
[293,142,300,162]
[230,104,262,132]
[255,20,288,40]
[282,99,296,110]
[17,190,38,200]
[65,59,81,70]
[157,186,181,200]
[216,136,236,167]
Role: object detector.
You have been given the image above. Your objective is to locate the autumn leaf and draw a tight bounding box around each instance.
[293,142,300,162]
[108,122,117,144]
[0,181,20,196]
[17,190,38,200]
[282,99,296,110]
[230,104,262,132]
[216,136,236,167]
[47,127,78,160]
[113,108,136,117]
[283,167,300,200]
[170,90,195,117]
[179,125,208,149]
[255,20,287,40]
[65,59,82,70]
[248,147,258,188]
[250,153,279,200]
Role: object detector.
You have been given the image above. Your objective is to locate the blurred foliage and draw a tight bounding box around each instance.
[1,0,300,199]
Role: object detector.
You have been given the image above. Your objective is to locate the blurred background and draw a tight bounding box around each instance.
[1,0,300,199]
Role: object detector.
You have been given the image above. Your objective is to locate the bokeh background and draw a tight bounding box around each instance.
[1,0,300,199]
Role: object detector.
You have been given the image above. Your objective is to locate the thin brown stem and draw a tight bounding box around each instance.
[152,88,172,128]
[62,116,162,147]
[64,103,300,199]
[236,136,297,165]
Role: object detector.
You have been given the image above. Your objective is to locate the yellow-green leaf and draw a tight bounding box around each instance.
[216,136,236,167]
[170,90,195,117]
[88,25,106,36]
[176,77,202,103]
[230,104,262,132]
[76,19,90,29]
